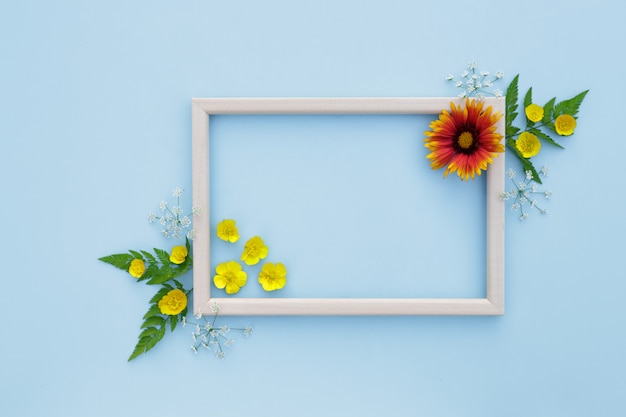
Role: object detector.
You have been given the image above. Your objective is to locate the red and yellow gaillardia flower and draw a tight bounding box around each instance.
[424,99,504,181]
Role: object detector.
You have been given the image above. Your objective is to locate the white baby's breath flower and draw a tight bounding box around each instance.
[173,187,183,197]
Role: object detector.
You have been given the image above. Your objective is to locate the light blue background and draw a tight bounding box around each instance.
[2,1,625,416]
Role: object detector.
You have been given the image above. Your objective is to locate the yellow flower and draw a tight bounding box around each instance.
[240,236,268,266]
[258,262,287,292]
[525,103,544,123]
[169,245,188,264]
[554,114,576,136]
[158,289,187,315]
[214,261,248,294]
[128,259,145,278]
[217,219,240,243]
[515,132,541,158]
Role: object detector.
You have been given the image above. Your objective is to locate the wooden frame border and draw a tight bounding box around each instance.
[191,97,505,315]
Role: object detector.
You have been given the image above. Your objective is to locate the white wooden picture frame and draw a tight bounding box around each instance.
[192,97,505,316]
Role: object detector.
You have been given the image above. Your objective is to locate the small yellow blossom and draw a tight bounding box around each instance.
[240,236,268,266]
[525,103,544,123]
[516,132,541,158]
[216,219,240,243]
[258,262,287,292]
[158,289,187,315]
[214,261,248,294]
[169,245,188,264]
[554,114,576,136]
[128,259,145,278]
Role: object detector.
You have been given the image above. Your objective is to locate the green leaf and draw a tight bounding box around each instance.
[146,266,174,285]
[141,250,157,264]
[529,127,564,149]
[506,125,520,138]
[139,326,160,339]
[154,248,171,265]
[170,314,178,332]
[98,253,133,271]
[141,316,166,329]
[505,75,519,137]
[128,338,149,362]
[137,264,158,283]
[142,304,162,320]
[523,87,533,109]
[149,285,173,304]
[553,90,589,117]
[127,329,165,361]
[542,97,557,130]
[128,250,143,260]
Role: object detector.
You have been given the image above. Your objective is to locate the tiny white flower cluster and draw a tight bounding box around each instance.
[147,188,203,239]
[446,62,504,100]
[186,303,253,359]
[500,167,551,220]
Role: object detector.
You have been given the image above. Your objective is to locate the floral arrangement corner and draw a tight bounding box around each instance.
[427,62,588,220]
[98,188,253,361]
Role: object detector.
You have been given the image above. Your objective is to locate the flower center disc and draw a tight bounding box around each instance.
[457,131,474,149]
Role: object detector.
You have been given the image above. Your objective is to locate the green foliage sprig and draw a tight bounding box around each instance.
[98,239,192,285]
[99,239,192,361]
[130,280,190,361]
[505,74,588,183]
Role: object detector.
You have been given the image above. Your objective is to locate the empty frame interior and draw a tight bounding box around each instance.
[192,97,505,316]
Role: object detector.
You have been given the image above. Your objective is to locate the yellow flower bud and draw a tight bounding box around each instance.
[524,103,544,123]
[128,259,145,278]
[554,114,576,136]
[169,245,188,264]
[158,289,187,315]
[515,132,541,158]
